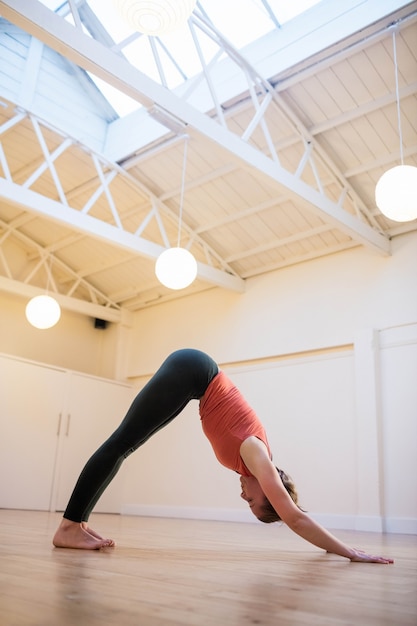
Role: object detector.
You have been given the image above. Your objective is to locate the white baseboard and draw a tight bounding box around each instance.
[120,504,255,523]
[384,517,417,534]
[120,504,417,534]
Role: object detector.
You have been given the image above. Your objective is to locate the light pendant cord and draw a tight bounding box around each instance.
[177,136,189,248]
[46,254,52,295]
[45,254,56,295]
[393,30,404,165]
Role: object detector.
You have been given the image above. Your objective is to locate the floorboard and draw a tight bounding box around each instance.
[0,510,416,625]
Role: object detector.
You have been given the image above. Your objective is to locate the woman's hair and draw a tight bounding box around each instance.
[258,467,301,524]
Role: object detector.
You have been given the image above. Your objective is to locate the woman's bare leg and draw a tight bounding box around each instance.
[53,350,218,548]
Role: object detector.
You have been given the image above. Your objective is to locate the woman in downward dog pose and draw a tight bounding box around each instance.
[53,349,393,563]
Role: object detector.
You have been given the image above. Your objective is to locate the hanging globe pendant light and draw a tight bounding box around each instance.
[375,30,417,222]
[155,136,198,290]
[155,246,197,289]
[113,0,196,36]
[25,295,61,330]
[25,255,61,329]
[375,164,417,222]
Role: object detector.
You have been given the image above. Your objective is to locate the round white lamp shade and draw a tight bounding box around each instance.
[155,247,197,289]
[25,295,61,329]
[375,164,417,222]
[113,0,196,35]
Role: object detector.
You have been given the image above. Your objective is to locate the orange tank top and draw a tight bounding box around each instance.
[199,370,271,476]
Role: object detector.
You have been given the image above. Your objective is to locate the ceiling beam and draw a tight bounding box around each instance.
[264,1,417,90]
[0,0,391,257]
[344,144,417,179]
[0,178,245,293]
[309,82,417,136]
[241,241,361,279]
[0,276,122,323]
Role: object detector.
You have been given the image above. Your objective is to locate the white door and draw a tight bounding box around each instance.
[55,372,134,514]
[0,355,67,510]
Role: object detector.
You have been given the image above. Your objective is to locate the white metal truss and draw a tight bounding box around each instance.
[0,0,392,258]
[0,109,244,302]
[0,218,123,321]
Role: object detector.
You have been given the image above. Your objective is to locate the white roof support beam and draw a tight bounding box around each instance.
[0,0,391,256]
[18,36,43,110]
[0,178,245,293]
[264,1,417,89]
[0,109,243,292]
[0,275,123,322]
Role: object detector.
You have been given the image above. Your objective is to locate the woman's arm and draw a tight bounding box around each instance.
[240,437,393,564]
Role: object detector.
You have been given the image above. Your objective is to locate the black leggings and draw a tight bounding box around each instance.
[64,349,218,522]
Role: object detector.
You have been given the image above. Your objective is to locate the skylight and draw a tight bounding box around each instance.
[38,0,325,117]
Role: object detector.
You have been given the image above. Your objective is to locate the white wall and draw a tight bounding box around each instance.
[120,232,417,532]
[0,291,122,379]
[1,232,416,532]
[126,233,417,374]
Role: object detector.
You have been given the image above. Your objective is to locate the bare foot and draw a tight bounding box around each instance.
[81,522,115,547]
[53,518,113,550]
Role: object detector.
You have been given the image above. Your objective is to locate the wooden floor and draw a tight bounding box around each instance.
[0,510,416,626]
